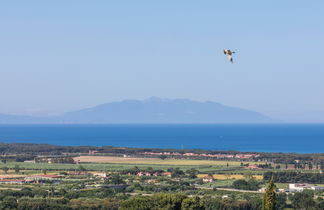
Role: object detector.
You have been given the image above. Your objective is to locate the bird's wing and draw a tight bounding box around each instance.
[227,55,233,63]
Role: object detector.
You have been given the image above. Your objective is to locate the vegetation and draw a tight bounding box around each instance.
[262,177,276,210]
[264,171,324,184]
[0,142,323,209]
[232,179,260,191]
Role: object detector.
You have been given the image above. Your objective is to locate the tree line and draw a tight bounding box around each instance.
[263,171,324,184]
[1,142,323,164]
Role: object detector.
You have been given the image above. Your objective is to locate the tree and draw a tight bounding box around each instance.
[1,196,18,209]
[77,164,86,171]
[152,193,186,209]
[276,193,287,210]
[159,155,167,160]
[308,162,313,170]
[244,171,253,180]
[2,166,9,174]
[168,168,185,178]
[186,168,198,179]
[105,174,125,185]
[42,169,47,175]
[181,196,203,210]
[14,164,20,173]
[291,190,316,210]
[232,179,259,191]
[262,176,276,210]
[120,196,152,210]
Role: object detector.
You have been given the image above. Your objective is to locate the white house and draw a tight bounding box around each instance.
[288,183,324,192]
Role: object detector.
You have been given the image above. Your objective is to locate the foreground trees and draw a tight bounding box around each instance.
[262,177,276,210]
[120,193,262,210]
[0,189,323,210]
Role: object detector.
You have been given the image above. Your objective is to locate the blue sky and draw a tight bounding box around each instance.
[0,1,323,122]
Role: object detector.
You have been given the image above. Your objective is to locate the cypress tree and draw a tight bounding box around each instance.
[262,176,276,210]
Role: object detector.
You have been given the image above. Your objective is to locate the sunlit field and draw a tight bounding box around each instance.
[73,156,263,166]
[197,174,263,180]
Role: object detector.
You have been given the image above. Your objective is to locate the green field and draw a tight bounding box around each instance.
[0,162,236,172]
[0,158,264,173]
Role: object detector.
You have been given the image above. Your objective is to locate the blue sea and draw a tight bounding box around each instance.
[0,124,323,153]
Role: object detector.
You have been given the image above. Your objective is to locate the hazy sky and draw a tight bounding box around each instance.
[0,1,323,122]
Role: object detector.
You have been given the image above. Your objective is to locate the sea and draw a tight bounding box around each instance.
[0,124,323,154]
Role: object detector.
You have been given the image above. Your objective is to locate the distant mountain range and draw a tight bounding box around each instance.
[0,97,275,124]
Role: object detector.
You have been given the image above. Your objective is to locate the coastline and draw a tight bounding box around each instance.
[1,124,324,154]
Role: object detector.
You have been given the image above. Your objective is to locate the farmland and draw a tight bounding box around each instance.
[73,155,262,166]
[0,143,323,209]
[197,174,263,180]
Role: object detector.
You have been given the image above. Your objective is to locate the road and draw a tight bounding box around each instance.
[196,186,262,193]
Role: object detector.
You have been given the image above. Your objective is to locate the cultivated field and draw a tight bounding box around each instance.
[197,174,263,180]
[74,156,262,166]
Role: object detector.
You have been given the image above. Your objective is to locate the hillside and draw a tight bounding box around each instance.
[0,97,274,124]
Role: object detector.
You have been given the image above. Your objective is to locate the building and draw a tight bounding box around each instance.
[202,176,214,183]
[289,183,311,192]
[89,150,100,155]
[153,172,160,176]
[161,172,172,177]
[137,172,151,176]
[93,172,107,178]
[288,183,324,192]
[311,186,324,191]
[244,164,260,170]
[69,172,92,176]
[25,175,62,183]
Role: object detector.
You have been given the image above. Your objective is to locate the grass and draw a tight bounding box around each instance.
[0,162,220,172]
[274,183,289,189]
[200,179,235,188]
[0,157,264,173]
[74,156,262,166]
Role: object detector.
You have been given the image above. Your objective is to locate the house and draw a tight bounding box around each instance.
[137,172,151,176]
[311,186,324,190]
[289,183,310,192]
[161,172,172,177]
[289,183,324,192]
[93,172,107,178]
[25,174,62,182]
[24,160,35,163]
[89,150,100,155]
[69,172,92,176]
[244,164,260,170]
[202,176,214,183]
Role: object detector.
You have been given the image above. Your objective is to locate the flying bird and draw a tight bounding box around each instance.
[223,49,235,63]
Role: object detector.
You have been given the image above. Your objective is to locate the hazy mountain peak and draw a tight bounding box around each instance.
[0,98,275,124]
